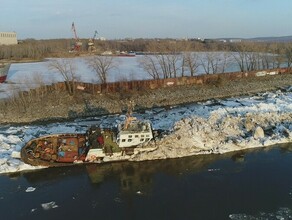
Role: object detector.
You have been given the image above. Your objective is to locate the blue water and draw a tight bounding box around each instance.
[0,145,291,220]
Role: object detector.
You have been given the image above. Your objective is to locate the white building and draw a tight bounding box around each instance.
[229,39,242,43]
[97,37,106,41]
[0,32,18,45]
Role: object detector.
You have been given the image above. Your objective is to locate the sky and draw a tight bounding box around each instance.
[1,0,292,40]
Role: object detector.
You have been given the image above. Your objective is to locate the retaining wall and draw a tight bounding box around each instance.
[27,67,292,95]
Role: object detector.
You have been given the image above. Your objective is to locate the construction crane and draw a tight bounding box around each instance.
[92,30,98,40]
[88,30,98,53]
[70,22,82,53]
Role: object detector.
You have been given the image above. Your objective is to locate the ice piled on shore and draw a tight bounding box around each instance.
[0,90,292,174]
[131,91,292,161]
[134,110,292,161]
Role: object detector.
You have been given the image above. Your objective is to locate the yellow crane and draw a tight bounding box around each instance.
[88,30,98,53]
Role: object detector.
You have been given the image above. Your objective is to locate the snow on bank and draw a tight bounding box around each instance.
[0,89,292,174]
[134,110,292,161]
[131,90,292,161]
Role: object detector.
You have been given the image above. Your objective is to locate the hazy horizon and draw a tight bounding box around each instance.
[1,0,292,40]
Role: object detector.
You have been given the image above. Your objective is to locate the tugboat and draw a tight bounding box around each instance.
[21,102,154,167]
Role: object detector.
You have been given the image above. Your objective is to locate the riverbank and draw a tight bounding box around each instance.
[84,86,292,163]
[0,73,292,124]
[1,84,292,173]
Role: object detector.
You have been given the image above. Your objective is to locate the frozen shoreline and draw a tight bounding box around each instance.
[131,111,292,162]
[0,89,292,174]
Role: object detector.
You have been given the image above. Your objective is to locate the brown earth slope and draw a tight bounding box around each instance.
[0,73,291,124]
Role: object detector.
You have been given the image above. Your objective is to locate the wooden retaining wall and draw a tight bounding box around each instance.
[26,67,292,95]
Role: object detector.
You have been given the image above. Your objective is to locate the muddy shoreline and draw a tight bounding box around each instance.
[0,73,292,125]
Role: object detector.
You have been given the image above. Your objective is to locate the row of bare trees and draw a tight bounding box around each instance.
[138,52,228,79]
[48,56,118,96]
[4,40,292,98]
[49,44,292,95]
[2,38,292,61]
[0,38,206,60]
[87,39,292,69]
[136,41,292,79]
[138,50,289,79]
[0,39,71,60]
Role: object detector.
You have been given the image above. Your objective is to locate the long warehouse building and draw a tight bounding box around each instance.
[0,32,18,45]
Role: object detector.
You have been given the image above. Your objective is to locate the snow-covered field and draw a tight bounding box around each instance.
[0,86,292,174]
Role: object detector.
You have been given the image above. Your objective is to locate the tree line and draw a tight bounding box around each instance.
[1,38,292,60]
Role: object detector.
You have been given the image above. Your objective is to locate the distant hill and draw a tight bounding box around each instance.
[247,36,292,42]
[213,36,292,43]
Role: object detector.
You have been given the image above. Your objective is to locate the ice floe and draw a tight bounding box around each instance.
[25,187,36,193]
[41,201,58,210]
[229,207,292,220]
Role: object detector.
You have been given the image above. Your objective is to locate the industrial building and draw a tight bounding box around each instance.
[0,32,18,45]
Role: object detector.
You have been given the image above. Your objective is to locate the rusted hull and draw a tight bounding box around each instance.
[21,133,89,167]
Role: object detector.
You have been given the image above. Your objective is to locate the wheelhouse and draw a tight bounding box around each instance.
[116,120,153,148]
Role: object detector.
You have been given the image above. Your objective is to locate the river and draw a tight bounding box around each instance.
[1,144,291,220]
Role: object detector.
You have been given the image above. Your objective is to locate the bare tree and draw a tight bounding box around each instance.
[200,52,232,74]
[157,54,169,78]
[231,42,268,72]
[272,47,284,69]
[49,59,78,96]
[86,55,118,83]
[182,52,200,76]
[156,54,177,78]
[232,42,258,72]
[260,53,274,69]
[232,43,250,72]
[140,40,186,79]
[283,43,292,69]
[138,55,161,79]
[166,53,181,78]
[139,53,183,79]
[248,52,259,70]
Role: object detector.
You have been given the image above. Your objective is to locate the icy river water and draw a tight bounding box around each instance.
[0,145,291,220]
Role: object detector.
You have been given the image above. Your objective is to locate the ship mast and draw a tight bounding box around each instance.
[124,100,135,129]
